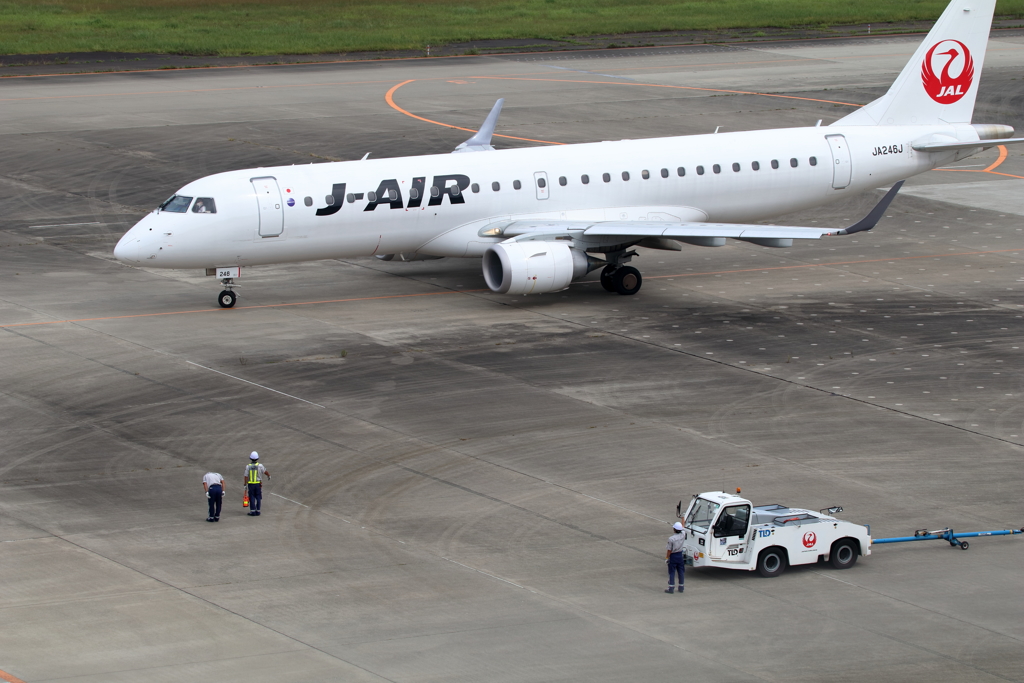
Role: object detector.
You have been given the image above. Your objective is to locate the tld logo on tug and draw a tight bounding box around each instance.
[921,39,974,103]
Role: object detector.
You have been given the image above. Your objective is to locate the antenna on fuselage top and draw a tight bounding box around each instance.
[361,152,370,160]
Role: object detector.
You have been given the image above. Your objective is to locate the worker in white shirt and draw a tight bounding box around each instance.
[243,452,270,516]
[665,522,687,593]
[203,472,225,522]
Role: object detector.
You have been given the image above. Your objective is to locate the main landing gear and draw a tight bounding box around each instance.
[600,265,643,295]
[217,278,238,308]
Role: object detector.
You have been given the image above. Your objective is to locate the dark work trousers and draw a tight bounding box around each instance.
[207,484,223,518]
[247,483,262,511]
[667,552,685,588]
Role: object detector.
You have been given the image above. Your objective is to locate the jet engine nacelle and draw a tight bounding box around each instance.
[482,241,593,295]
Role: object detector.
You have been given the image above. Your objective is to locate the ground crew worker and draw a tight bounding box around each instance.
[665,521,686,593]
[203,472,224,522]
[243,452,270,516]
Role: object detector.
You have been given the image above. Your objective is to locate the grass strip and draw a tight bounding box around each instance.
[2,0,1024,56]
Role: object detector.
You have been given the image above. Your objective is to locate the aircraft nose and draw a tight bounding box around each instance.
[113,230,141,263]
[114,216,153,263]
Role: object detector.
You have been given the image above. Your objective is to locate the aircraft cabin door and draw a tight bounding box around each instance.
[251,176,284,237]
[825,134,852,190]
[534,171,549,200]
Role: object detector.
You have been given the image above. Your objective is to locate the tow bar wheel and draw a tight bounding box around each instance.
[829,539,858,570]
[757,547,787,578]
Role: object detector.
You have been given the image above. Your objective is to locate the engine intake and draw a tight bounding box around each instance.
[482,241,595,294]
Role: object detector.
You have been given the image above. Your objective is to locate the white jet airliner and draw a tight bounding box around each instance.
[114,0,1023,308]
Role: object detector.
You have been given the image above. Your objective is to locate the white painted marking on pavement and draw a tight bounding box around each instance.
[186,361,326,408]
[270,492,309,507]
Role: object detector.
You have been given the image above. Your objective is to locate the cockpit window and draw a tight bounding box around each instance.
[192,198,217,214]
[159,195,193,213]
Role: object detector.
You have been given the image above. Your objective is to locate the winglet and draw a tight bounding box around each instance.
[835,181,905,235]
[453,98,504,153]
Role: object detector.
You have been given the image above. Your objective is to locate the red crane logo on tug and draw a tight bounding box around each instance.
[921,39,974,103]
[802,532,817,548]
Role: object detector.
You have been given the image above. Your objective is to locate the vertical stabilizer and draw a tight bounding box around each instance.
[834,0,995,126]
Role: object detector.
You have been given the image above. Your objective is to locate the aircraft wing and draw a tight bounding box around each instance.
[488,181,904,244]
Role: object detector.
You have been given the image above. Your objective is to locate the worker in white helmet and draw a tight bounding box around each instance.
[243,451,270,516]
[665,521,687,593]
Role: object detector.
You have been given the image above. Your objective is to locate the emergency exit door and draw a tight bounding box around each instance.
[251,176,284,237]
[825,135,852,189]
[534,171,549,200]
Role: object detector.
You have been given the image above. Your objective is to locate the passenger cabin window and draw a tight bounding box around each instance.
[809,156,818,166]
[537,177,546,188]
[581,174,590,184]
[641,170,650,179]
[159,195,192,213]
[492,181,500,191]
[558,176,567,186]
[696,166,705,176]
[677,167,685,177]
[192,198,216,213]
[661,168,669,178]
[409,188,420,200]
[471,183,480,193]
[602,173,611,183]
[367,191,377,202]
[751,161,760,171]
[771,159,780,169]
[712,164,721,174]
[430,186,441,197]
[346,193,356,203]
[790,158,799,168]
[450,185,461,196]
[513,180,522,190]
[621,171,630,181]
[713,504,751,538]
[731,163,740,172]
[303,196,313,206]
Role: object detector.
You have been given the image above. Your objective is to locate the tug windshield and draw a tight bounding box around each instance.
[685,497,720,533]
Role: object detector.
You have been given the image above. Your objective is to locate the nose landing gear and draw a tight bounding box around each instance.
[217,278,238,308]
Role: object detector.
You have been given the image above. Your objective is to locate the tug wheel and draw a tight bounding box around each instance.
[757,547,787,578]
[960,541,969,550]
[829,539,858,570]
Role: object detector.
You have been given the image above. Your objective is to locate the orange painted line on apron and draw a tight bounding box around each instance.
[474,75,863,106]
[385,80,564,145]
[0,668,27,683]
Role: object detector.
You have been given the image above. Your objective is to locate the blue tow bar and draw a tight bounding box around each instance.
[873,527,1024,550]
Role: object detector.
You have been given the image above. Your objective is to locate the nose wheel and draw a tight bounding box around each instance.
[218,290,237,308]
[217,278,238,308]
[601,265,642,295]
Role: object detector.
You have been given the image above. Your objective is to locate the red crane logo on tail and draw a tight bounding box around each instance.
[922,40,974,104]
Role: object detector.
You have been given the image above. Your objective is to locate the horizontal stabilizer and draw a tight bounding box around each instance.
[912,137,1024,152]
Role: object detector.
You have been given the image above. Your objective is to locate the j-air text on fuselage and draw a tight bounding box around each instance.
[114,0,1024,308]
